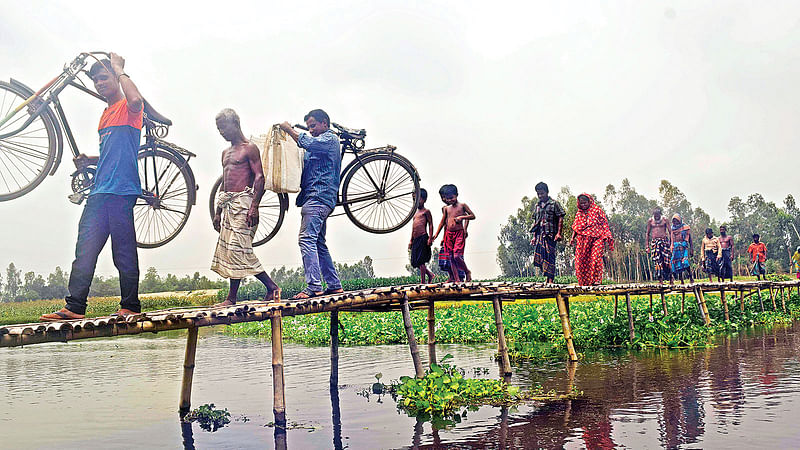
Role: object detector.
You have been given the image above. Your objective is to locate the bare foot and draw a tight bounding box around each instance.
[215,298,237,307]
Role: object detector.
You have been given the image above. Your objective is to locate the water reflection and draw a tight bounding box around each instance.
[3,325,800,448]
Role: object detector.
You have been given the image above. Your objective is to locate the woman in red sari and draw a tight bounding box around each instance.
[569,193,614,285]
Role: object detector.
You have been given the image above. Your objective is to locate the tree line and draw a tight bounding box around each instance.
[497,179,800,281]
[0,256,378,302]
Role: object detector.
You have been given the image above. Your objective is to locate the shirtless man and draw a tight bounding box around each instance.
[408,188,435,283]
[646,207,671,283]
[718,225,734,282]
[211,108,280,305]
[432,184,475,282]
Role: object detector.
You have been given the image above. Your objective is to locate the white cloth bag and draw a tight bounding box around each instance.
[253,124,304,193]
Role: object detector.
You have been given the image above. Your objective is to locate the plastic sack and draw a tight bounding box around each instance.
[253,124,304,193]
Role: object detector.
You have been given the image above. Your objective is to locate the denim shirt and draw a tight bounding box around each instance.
[296,130,341,209]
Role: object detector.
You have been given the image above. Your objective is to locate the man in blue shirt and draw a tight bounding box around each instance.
[41,53,143,321]
[280,109,343,298]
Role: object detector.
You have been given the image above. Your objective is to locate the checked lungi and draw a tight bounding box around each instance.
[533,235,557,280]
[210,187,265,279]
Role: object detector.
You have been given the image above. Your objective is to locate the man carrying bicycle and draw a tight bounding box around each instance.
[280,110,344,299]
[41,53,143,321]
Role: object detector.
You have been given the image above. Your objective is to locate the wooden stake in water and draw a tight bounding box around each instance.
[555,292,578,362]
[681,292,685,314]
[613,295,618,320]
[695,288,710,325]
[720,289,730,322]
[492,295,513,375]
[625,293,635,342]
[648,294,654,321]
[271,312,286,427]
[661,292,668,316]
[330,310,339,389]
[427,300,437,366]
[401,294,424,378]
[757,287,765,312]
[780,287,787,313]
[740,289,745,313]
[179,326,199,412]
[769,287,777,311]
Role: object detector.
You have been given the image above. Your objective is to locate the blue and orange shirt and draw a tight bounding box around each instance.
[91,98,142,196]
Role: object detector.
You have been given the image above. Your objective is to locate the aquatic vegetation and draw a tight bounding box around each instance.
[183,404,231,432]
[391,355,520,419]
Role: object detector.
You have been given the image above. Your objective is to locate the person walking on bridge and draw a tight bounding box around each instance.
[41,54,143,322]
[530,182,565,284]
[280,110,343,299]
[211,109,281,305]
[569,193,614,286]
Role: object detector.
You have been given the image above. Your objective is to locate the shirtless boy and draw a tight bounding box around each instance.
[700,228,722,282]
[409,189,435,284]
[432,184,475,282]
[718,226,734,282]
[211,108,281,305]
[646,207,671,283]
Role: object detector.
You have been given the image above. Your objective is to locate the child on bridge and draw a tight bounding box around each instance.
[211,109,281,305]
[747,234,767,281]
[409,188,435,284]
[432,184,475,282]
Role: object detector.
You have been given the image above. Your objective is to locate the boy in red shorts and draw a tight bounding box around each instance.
[432,184,475,282]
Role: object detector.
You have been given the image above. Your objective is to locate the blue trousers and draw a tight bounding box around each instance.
[65,194,140,314]
[299,201,342,292]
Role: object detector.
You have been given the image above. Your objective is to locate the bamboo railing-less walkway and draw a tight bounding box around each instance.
[2,280,799,427]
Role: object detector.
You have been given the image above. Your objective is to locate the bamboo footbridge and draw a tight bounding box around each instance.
[2,280,800,428]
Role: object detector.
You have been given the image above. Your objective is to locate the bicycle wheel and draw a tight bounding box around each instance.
[341,152,420,233]
[135,146,194,248]
[0,81,58,201]
[208,176,287,247]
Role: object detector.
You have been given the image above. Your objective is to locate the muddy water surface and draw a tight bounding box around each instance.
[2,323,800,449]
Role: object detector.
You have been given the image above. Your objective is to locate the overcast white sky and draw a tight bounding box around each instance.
[1,1,799,280]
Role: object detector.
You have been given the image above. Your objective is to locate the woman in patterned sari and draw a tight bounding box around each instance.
[569,193,614,286]
[670,213,695,284]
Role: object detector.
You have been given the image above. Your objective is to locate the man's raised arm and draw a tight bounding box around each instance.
[110,53,142,113]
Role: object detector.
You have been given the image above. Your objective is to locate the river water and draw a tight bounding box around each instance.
[2,322,800,449]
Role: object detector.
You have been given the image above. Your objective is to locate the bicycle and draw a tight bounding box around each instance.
[208,122,420,246]
[0,51,198,248]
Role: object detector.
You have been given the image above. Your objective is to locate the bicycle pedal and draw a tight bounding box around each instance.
[68,192,85,204]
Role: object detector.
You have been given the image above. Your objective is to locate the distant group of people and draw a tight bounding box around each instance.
[518,181,776,287]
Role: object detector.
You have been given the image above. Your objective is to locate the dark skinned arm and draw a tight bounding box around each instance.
[555,216,564,242]
[456,203,475,223]
[432,207,447,243]
[110,53,143,113]
[213,152,225,232]
[246,143,265,228]
[426,210,434,245]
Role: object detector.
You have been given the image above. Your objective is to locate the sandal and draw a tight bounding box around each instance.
[40,308,84,322]
[291,289,323,300]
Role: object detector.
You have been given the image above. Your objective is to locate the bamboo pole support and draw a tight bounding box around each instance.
[492,295,514,375]
[330,310,339,389]
[427,300,437,366]
[555,292,578,362]
[681,292,685,314]
[648,294,654,321]
[780,287,787,313]
[613,295,618,320]
[757,287,765,312]
[740,289,745,312]
[720,289,730,322]
[401,294,424,378]
[769,287,777,311]
[661,292,668,316]
[625,293,635,342]
[179,326,199,412]
[696,288,710,325]
[271,312,286,428]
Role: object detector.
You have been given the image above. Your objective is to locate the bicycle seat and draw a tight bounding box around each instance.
[332,122,366,139]
[143,99,172,126]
